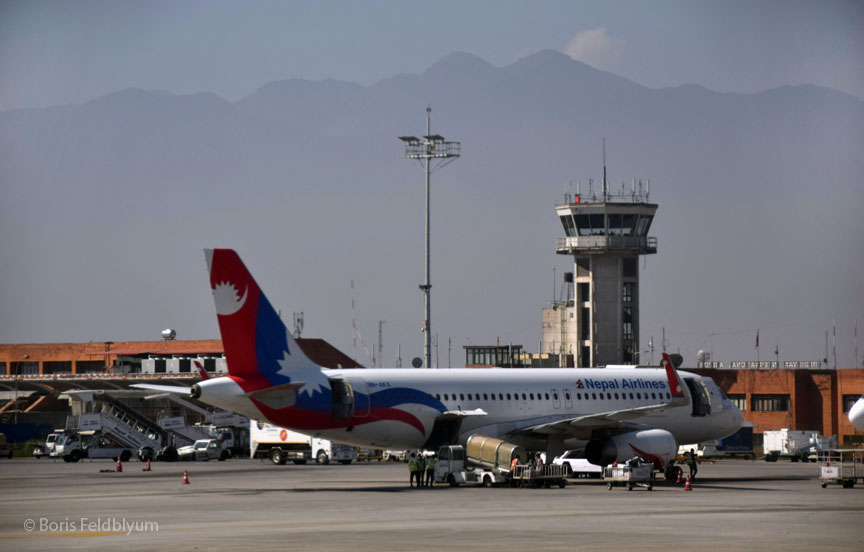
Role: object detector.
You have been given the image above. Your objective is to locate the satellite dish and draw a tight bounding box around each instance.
[411,357,423,368]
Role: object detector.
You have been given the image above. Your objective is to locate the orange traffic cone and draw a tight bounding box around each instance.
[675,468,682,484]
[182,469,190,484]
[142,459,151,472]
[683,474,692,491]
[115,456,123,473]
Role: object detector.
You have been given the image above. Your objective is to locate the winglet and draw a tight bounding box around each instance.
[662,352,689,407]
[194,360,210,381]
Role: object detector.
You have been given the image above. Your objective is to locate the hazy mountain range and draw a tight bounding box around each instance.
[2,50,862,367]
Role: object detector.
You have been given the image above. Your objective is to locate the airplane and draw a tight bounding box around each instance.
[134,248,742,477]
[849,396,864,431]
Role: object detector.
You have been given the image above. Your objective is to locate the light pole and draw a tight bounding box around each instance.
[399,106,460,368]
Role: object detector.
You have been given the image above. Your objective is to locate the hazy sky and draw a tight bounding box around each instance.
[1,0,862,111]
[1,1,862,368]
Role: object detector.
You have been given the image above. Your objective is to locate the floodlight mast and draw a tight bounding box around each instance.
[399,106,460,368]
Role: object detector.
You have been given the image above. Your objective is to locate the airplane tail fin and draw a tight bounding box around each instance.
[205,249,318,393]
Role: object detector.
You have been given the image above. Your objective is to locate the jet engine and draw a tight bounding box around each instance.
[585,429,677,468]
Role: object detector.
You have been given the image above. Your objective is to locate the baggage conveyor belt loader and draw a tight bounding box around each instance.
[432,434,565,488]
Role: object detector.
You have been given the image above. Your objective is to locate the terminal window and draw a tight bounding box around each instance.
[751,394,790,412]
[842,394,861,413]
[728,394,747,411]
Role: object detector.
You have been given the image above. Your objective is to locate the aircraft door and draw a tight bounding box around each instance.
[349,378,370,418]
[330,379,354,420]
[552,389,561,409]
[683,377,711,417]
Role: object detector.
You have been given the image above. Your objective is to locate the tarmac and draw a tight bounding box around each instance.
[0,457,861,551]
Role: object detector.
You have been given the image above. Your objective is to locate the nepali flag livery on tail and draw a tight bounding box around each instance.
[204,249,434,435]
[206,249,331,409]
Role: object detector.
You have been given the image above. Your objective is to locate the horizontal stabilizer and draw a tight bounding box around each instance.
[130,384,191,395]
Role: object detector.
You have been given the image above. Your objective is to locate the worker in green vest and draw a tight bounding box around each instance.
[408,452,420,487]
[425,453,436,487]
[416,454,426,487]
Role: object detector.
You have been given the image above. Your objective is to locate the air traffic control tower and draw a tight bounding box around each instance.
[545,175,657,367]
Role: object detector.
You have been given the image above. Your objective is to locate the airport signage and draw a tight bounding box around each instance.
[783,361,823,369]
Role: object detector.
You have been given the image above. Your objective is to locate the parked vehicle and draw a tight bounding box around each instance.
[717,426,754,458]
[33,431,64,459]
[0,433,14,459]
[178,439,230,461]
[763,429,837,462]
[312,438,357,465]
[553,450,602,478]
[250,421,312,464]
[434,435,528,487]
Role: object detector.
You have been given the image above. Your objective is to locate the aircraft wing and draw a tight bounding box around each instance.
[510,353,690,440]
[509,402,678,440]
[436,408,488,420]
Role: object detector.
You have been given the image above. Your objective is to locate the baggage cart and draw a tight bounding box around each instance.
[603,461,655,491]
[511,463,569,488]
[818,449,863,489]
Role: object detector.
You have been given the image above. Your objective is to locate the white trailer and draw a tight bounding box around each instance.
[763,429,836,462]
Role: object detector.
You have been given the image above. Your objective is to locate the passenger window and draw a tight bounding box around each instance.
[507,393,512,400]
[629,393,634,400]
[667,393,671,399]
[545,393,550,400]
[522,393,527,400]
[637,393,641,399]
[651,393,656,400]
[553,392,559,401]
[483,393,488,401]
[529,393,535,400]
[564,391,571,401]
[436,394,440,400]
[614,393,619,400]
[444,393,449,401]
[592,393,597,400]
[600,393,605,400]
[460,393,465,401]
[499,393,504,400]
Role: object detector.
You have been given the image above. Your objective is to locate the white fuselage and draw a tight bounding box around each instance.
[198,366,742,451]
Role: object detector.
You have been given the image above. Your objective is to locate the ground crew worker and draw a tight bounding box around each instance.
[416,454,426,487]
[686,448,698,480]
[425,453,436,486]
[408,453,420,488]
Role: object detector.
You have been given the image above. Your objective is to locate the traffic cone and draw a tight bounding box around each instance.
[182,469,190,484]
[675,468,682,484]
[683,475,692,491]
[115,456,123,473]
[142,459,151,472]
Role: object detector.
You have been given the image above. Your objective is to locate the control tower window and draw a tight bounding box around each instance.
[589,214,605,236]
[559,215,576,237]
[636,215,654,236]
[608,214,622,236]
[574,215,591,236]
[621,214,637,236]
